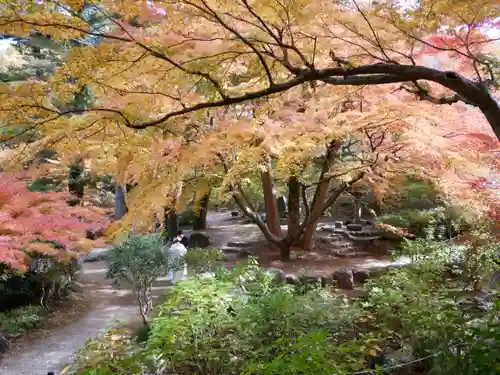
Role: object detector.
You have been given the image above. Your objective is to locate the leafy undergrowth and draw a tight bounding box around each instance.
[71,238,499,375]
[184,247,224,274]
[0,305,44,340]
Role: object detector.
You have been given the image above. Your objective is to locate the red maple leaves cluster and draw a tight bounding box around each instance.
[468,176,500,224]
[0,174,110,271]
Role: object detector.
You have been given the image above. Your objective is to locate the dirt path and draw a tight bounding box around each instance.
[0,260,170,375]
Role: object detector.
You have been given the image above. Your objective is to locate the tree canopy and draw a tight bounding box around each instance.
[0,0,498,238]
[1,1,498,133]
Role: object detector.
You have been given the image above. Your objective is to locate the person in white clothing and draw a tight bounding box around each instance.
[166,239,188,283]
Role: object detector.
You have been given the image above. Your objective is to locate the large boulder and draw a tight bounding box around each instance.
[188,233,211,248]
[285,273,300,285]
[333,268,355,289]
[264,268,286,284]
[85,228,105,240]
[353,269,371,284]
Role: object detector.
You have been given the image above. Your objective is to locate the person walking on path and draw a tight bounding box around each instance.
[166,238,188,283]
[175,230,189,248]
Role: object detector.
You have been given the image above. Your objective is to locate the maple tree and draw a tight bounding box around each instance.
[0,174,110,272]
[0,0,498,255]
[106,83,489,258]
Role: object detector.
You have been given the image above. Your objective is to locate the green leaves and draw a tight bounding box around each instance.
[184,247,223,274]
[77,249,499,375]
[363,256,500,375]
[106,233,168,288]
[0,305,43,338]
[146,264,362,375]
[106,233,170,324]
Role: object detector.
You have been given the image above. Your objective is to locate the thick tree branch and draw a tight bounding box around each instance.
[123,64,500,139]
[3,13,499,139]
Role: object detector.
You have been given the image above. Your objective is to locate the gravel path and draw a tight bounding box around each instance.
[0,260,170,375]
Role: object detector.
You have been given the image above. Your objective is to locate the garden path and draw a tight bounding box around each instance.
[0,260,171,375]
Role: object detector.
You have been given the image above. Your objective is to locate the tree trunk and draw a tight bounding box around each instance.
[301,142,340,250]
[68,158,85,205]
[165,212,179,241]
[193,189,211,230]
[300,184,330,250]
[114,184,127,220]
[161,181,184,239]
[261,164,281,237]
[277,240,292,261]
[218,153,288,259]
[287,176,301,241]
[478,95,500,140]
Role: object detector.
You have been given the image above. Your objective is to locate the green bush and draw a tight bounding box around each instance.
[71,328,149,375]
[362,234,500,375]
[398,231,498,290]
[0,305,44,338]
[147,264,364,375]
[0,257,81,311]
[106,234,171,325]
[404,178,440,209]
[184,247,223,274]
[383,176,441,211]
[28,177,63,192]
[363,263,500,375]
[74,262,365,375]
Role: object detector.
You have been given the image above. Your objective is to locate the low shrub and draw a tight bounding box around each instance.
[73,262,365,375]
[147,264,364,375]
[0,305,44,339]
[363,264,500,375]
[28,177,63,192]
[184,247,223,274]
[106,234,170,325]
[70,328,149,375]
[0,259,81,311]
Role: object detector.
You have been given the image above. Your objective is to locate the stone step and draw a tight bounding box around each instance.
[226,241,254,248]
[329,241,354,249]
[328,235,343,241]
[319,225,336,233]
[346,223,363,231]
[319,236,350,246]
